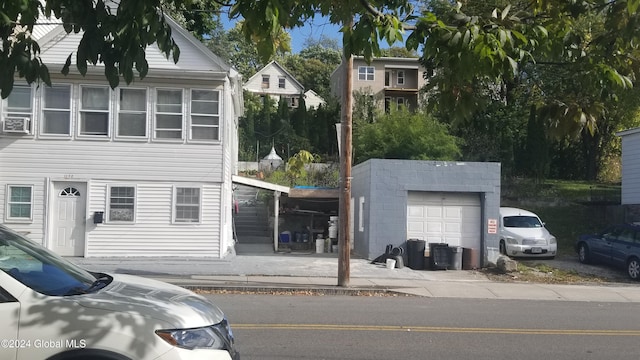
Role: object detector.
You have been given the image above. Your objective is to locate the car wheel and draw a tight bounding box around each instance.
[577,243,590,264]
[499,240,506,255]
[627,257,640,281]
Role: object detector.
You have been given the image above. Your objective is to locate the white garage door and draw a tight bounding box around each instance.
[407,191,481,248]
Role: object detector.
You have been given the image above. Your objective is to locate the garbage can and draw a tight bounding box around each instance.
[462,248,479,270]
[448,246,463,270]
[406,239,426,270]
[430,243,450,270]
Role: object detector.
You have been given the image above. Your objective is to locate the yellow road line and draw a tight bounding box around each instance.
[232,324,640,336]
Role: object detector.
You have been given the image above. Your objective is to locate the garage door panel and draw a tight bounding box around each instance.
[407,191,480,249]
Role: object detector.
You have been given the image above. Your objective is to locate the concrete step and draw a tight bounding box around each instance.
[237,235,272,244]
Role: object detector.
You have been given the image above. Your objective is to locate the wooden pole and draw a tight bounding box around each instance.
[338,50,353,287]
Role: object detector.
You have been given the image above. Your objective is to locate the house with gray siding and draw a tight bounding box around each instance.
[0,15,243,258]
[351,159,501,267]
[617,127,640,221]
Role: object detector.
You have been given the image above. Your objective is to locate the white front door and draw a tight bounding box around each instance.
[51,182,87,256]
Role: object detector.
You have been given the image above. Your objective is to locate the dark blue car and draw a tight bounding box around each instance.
[576,224,640,280]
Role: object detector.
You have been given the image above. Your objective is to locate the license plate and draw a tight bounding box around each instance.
[531,247,542,254]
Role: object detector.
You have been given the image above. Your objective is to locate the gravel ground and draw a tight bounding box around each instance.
[484,254,638,285]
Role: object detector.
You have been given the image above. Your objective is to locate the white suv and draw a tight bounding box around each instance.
[0,224,239,360]
[499,207,557,259]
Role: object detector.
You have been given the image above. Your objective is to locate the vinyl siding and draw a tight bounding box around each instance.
[621,132,640,204]
[86,181,221,256]
[244,64,304,96]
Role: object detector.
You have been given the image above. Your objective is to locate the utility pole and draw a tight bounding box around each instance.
[338,43,353,288]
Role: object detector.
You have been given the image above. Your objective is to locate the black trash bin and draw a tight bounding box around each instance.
[406,239,426,270]
[430,243,450,270]
[447,246,463,270]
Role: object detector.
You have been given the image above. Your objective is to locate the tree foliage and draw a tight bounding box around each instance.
[354,109,461,163]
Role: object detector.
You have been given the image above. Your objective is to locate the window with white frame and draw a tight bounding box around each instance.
[262,75,270,88]
[6,185,33,221]
[278,77,286,89]
[118,88,147,137]
[41,85,71,135]
[190,89,220,141]
[80,85,110,136]
[358,66,375,81]
[108,186,136,222]
[3,85,32,131]
[397,70,405,85]
[155,89,183,139]
[174,187,201,223]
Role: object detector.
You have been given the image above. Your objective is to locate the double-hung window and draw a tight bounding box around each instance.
[262,75,270,88]
[190,89,220,141]
[42,85,71,135]
[3,85,32,132]
[108,186,135,222]
[118,88,147,137]
[80,86,110,136]
[173,187,201,223]
[278,77,286,89]
[397,70,405,85]
[6,185,33,221]
[358,66,375,81]
[155,89,183,139]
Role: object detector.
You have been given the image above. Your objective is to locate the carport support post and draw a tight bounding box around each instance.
[338,48,353,287]
[273,191,280,252]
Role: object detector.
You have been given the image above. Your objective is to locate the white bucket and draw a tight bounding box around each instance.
[315,239,324,253]
[386,258,396,269]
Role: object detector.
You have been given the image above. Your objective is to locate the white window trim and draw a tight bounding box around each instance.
[78,85,111,138]
[172,185,202,224]
[2,85,34,136]
[40,84,72,137]
[116,87,148,140]
[397,70,405,85]
[262,75,270,88]
[154,88,184,141]
[278,77,286,89]
[358,66,375,81]
[189,88,221,143]
[106,184,137,223]
[5,184,34,223]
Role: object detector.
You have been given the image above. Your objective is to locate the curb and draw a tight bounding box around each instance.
[181,284,414,296]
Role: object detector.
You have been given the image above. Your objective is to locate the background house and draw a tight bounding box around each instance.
[0,15,243,258]
[617,127,640,222]
[351,159,501,267]
[244,61,306,108]
[330,56,427,112]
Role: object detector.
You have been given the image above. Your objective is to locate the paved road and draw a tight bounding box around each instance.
[207,294,640,360]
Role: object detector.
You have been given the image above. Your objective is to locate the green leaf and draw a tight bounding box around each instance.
[62,54,72,76]
[628,0,640,14]
[501,5,511,20]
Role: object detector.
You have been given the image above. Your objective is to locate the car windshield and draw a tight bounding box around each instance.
[0,226,99,296]
[503,215,543,228]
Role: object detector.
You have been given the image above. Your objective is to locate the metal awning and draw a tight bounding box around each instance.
[232,175,289,193]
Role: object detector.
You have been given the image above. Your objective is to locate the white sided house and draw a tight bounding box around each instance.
[617,127,640,221]
[244,61,305,108]
[0,15,243,257]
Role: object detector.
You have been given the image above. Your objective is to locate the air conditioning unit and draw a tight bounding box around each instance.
[2,117,30,134]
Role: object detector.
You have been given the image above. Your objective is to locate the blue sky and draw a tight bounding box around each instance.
[221,13,344,54]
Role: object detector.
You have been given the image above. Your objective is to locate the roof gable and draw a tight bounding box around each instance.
[245,61,305,92]
[35,14,230,75]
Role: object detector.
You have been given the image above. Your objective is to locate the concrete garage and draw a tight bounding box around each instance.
[351,159,501,268]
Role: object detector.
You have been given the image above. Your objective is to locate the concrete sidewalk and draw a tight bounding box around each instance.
[68,253,640,303]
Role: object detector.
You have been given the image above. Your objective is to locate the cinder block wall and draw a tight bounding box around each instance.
[352,159,501,267]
